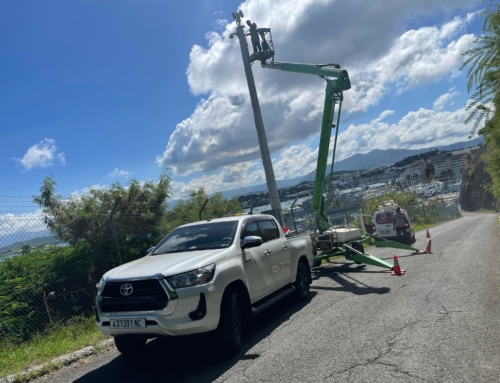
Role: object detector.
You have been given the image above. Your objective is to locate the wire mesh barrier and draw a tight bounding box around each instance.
[0,215,147,344]
[362,200,461,228]
[404,201,461,224]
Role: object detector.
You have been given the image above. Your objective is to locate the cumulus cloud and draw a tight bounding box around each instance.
[15,138,65,171]
[334,106,472,161]
[108,168,132,178]
[170,97,476,199]
[70,184,109,198]
[433,88,460,110]
[0,211,49,248]
[171,162,264,199]
[157,0,477,177]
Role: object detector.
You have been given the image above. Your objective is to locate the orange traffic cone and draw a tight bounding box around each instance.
[424,239,432,254]
[391,255,405,276]
[426,229,431,238]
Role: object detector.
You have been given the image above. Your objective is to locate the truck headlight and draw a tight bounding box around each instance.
[166,264,215,290]
[96,278,105,294]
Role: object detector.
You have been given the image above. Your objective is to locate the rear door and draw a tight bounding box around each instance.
[374,212,395,238]
[257,219,292,289]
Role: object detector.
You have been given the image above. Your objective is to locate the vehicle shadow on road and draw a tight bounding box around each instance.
[310,264,391,295]
[74,292,317,383]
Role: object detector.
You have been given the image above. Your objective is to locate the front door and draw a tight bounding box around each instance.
[257,220,292,289]
[241,221,275,302]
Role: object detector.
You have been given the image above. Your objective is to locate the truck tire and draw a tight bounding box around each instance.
[294,262,310,302]
[114,335,147,355]
[217,290,243,355]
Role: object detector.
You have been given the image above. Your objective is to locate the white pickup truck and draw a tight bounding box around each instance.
[95,214,315,355]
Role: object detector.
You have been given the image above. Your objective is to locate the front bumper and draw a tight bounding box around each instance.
[96,280,222,337]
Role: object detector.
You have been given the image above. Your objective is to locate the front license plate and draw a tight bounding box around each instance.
[381,230,390,235]
[110,318,146,328]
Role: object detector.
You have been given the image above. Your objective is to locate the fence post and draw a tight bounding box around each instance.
[110,196,123,266]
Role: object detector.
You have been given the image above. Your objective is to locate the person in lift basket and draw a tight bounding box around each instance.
[393,207,409,242]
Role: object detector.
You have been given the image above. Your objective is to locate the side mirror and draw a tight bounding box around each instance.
[411,217,416,222]
[147,246,155,254]
[241,236,263,249]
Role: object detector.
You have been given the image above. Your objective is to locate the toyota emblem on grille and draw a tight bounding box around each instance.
[120,283,134,296]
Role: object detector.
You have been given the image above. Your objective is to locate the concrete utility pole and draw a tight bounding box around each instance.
[230,11,283,225]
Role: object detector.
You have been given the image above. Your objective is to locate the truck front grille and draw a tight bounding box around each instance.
[99,279,169,313]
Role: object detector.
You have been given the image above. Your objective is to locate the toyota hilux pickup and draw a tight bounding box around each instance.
[95,214,314,355]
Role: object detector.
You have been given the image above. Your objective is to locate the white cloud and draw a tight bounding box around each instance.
[171,162,265,200]
[157,1,477,177]
[346,17,474,113]
[15,138,65,171]
[433,88,460,110]
[0,211,49,248]
[334,105,473,161]
[170,98,477,198]
[70,184,108,198]
[108,168,132,178]
[212,19,229,31]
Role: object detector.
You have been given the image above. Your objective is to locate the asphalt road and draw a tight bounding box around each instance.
[35,212,500,383]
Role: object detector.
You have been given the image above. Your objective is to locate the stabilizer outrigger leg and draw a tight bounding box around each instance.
[368,233,420,252]
[343,245,393,270]
[312,240,394,270]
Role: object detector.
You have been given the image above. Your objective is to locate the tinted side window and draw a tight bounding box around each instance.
[242,222,261,238]
[258,220,279,242]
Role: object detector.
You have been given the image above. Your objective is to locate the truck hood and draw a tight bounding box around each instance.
[103,248,230,281]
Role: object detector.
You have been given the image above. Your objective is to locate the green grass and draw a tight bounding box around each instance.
[472,208,498,213]
[0,317,107,379]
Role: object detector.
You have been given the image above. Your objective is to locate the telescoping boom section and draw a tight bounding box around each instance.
[261,62,395,270]
[262,62,350,232]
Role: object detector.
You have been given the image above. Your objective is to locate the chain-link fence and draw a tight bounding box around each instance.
[360,199,461,228]
[404,201,461,224]
[0,214,145,344]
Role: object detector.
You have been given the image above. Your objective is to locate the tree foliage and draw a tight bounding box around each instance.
[32,173,242,263]
[461,1,500,198]
[33,172,173,263]
[162,188,242,233]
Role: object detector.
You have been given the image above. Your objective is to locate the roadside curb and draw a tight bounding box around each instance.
[0,338,114,383]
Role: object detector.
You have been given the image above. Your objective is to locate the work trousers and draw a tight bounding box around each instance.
[252,40,262,53]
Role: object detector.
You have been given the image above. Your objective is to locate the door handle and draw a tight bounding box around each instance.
[245,258,252,263]
[264,249,271,256]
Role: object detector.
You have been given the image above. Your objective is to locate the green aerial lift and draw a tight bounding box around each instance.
[246,26,398,270]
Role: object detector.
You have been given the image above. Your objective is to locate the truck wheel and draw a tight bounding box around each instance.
[294,262,310,302]
[217,290,243,355]
[114,335,147,355]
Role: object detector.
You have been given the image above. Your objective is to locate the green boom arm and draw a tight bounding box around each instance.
[261,62,351,231]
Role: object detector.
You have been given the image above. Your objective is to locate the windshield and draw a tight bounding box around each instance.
[152,221,238,255]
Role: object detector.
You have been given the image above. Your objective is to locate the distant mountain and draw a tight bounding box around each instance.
[218,137,484,198]
[298,137,485,182]
[217,176,304,199]
[0,236,60,254]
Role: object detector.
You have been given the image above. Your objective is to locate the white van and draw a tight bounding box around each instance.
[372,201,415,244]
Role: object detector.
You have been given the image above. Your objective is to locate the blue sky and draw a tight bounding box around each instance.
[0,0,485,217]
